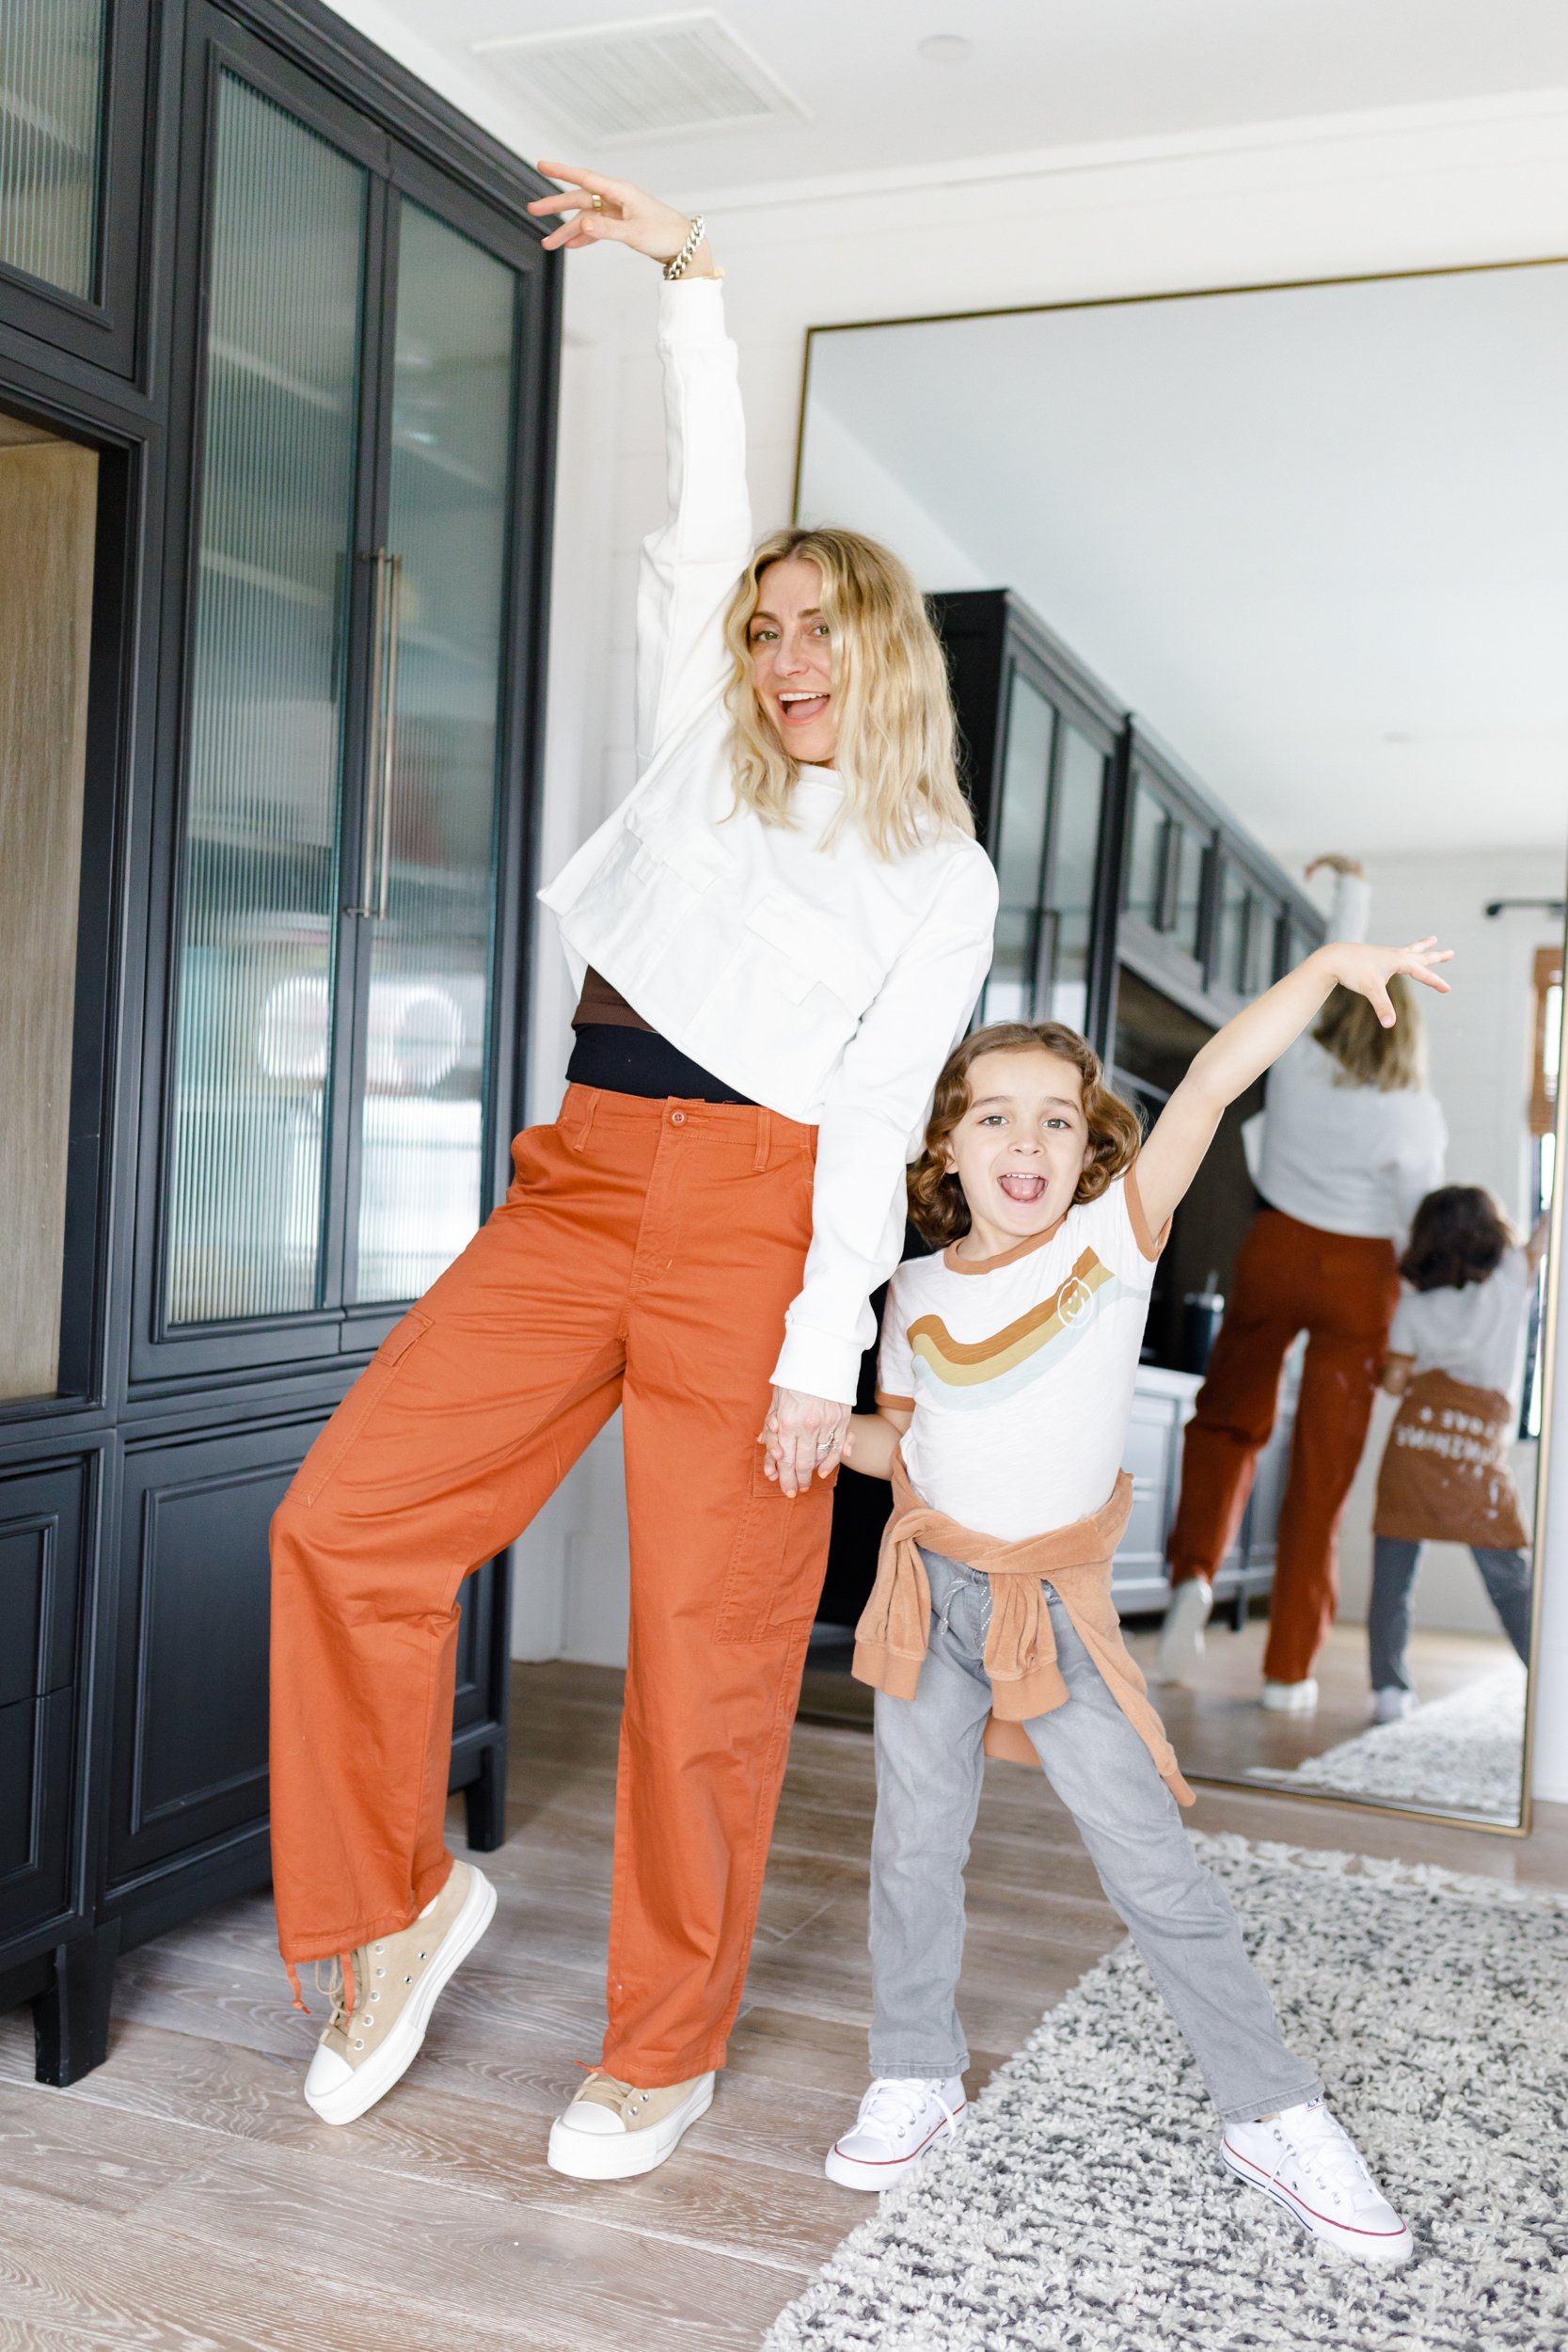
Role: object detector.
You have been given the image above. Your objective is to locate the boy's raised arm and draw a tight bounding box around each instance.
[1134,937,1453,1239]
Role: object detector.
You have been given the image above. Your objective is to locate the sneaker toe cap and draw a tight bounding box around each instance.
[560,2104,626,2137]
[305,2043,354,2100]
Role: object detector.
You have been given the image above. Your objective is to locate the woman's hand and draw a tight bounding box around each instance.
[1323,936,1452,1027]
[759,1389,851,1498]
[1305,852,1366,881]
[528,165,716,274]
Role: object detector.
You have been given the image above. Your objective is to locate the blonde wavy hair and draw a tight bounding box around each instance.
[721,526,974,858]
[1313,977,1426,1091]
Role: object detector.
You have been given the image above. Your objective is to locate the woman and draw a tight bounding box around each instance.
[1157,857,1446,1708]
[266,167,997,2184]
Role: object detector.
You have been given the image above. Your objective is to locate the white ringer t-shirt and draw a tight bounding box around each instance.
[877,1165,1165,1543]
[1387,1248,1534,1401]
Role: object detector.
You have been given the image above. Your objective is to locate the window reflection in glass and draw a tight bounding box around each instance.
[1170,817,1207,956]
[981,669,1054,1025]
[1048,723,1105,1032]
[166,80,366,1324]
[353,201,516,1304]
[1215,862,1248,992]
[1123,780,1165,926]
[0,0,106,300]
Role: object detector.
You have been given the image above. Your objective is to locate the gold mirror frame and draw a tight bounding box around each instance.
[792,259,1568,1836]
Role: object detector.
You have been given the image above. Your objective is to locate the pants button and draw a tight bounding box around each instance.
[671,1108,686,1125]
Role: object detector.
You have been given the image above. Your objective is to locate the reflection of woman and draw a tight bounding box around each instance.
[1368,1187,1544,1717]
[1158,858,1446,1707]
[267,168,996,2182]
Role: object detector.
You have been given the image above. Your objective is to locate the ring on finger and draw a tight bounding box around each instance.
[591,192,604,211]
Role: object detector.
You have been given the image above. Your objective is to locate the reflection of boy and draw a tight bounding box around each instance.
[1368,1189,1545,1717]
[826,912,1449,2261]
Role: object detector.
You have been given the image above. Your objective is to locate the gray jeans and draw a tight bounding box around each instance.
[869,1547,1322,2123]
[1369,1535,1533,1692]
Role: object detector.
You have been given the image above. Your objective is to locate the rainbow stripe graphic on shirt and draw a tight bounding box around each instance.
[908,1248,1117,1410]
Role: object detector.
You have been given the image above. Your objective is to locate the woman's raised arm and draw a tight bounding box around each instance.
[529,166,749,764]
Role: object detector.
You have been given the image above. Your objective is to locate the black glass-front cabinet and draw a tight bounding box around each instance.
[0,0,558,2083]
[818,592,1324,1638]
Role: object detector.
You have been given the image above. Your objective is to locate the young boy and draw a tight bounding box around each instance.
[823,930,1452,2264]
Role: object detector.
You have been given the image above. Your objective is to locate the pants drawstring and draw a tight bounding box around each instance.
[284,1959,309,2013]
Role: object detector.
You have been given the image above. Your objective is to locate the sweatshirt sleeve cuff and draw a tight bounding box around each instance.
[1329,870,1371,944]
[770,1327,863,1407]
[657,275,728,344]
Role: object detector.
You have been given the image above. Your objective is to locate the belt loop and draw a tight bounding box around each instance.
[753,1106,770,1171]
[568,1089,597,1152]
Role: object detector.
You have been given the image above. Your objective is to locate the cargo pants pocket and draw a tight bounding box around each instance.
[294,1311,435,1507]
[713,1453,835,1644]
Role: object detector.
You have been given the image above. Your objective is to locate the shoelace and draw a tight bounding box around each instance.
[319,1949,364,2035]
[859,2077,960,2145]
[1274,2107,1379,2208]
[578,2072,657,2120]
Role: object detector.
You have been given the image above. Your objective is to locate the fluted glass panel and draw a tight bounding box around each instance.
[1046,723,1106,1033]
[981,669,1053,1025]
[0,0,105,298]
[354,202,515,1303]
[166,78,366,1325]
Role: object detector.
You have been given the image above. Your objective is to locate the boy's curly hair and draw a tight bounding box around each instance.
[909,1021,1144,1247]
[1400,1184,1515,1294]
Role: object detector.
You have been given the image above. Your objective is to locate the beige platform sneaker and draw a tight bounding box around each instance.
[546,2070,716,2180]
[302,1858,497,2126]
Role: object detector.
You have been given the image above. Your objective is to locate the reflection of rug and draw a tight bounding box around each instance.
[1243,1663,1528,1820]
[765,1838,1568,2351]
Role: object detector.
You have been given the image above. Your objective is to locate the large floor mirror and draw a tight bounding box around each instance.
[796,258,1568,1833]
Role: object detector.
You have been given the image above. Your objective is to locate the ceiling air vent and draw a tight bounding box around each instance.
[472,10,805,142]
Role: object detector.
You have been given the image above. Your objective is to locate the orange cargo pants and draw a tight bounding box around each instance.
[269,1085,835,2088]
[1165,1207,1400,1685]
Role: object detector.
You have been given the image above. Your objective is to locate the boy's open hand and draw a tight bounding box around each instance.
[1324,936,1453,1026]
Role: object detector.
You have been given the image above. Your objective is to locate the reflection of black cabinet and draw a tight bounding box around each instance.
[0,0,557,2087]
[820,589,1323,1630]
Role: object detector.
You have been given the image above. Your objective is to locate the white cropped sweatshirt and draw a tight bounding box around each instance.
[539,279,998,1403]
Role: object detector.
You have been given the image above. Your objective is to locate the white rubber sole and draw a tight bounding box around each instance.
[824,2106,967,2192]
[303,1864,498,2127]
[1259,1679,1320,1714]
[1222,2140,1414,2265]
[546,2071,715,2180]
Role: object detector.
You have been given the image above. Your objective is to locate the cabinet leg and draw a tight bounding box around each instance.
[1230,1584,1249,1633]
[463,1740,507,1854]
[32,1920,120,2088]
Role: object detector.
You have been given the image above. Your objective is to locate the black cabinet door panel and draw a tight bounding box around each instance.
[108,1424,299,1885]
[0,1690,73,1941]
[0,1461,86,1704]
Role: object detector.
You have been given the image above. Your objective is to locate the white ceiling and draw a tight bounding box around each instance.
[798,262,1568,858]
[352,0,1568,192]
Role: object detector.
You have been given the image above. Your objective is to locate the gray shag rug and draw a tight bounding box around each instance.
[765,1836,1567,2351]
[1244,1663,1528,1821]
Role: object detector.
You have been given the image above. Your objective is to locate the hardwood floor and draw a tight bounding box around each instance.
[2,1661,1564,2350]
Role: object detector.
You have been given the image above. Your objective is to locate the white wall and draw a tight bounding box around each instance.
[315,18,1568,1798]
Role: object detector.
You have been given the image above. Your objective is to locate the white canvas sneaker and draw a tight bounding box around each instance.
[546,2070,715,2180]
[1155,1577,1212,1685]
[1260,1677,1320,1713]
[824,2075,967,2190]
[1372,1686,1416,1724]
[1223,2098,1413,2264]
